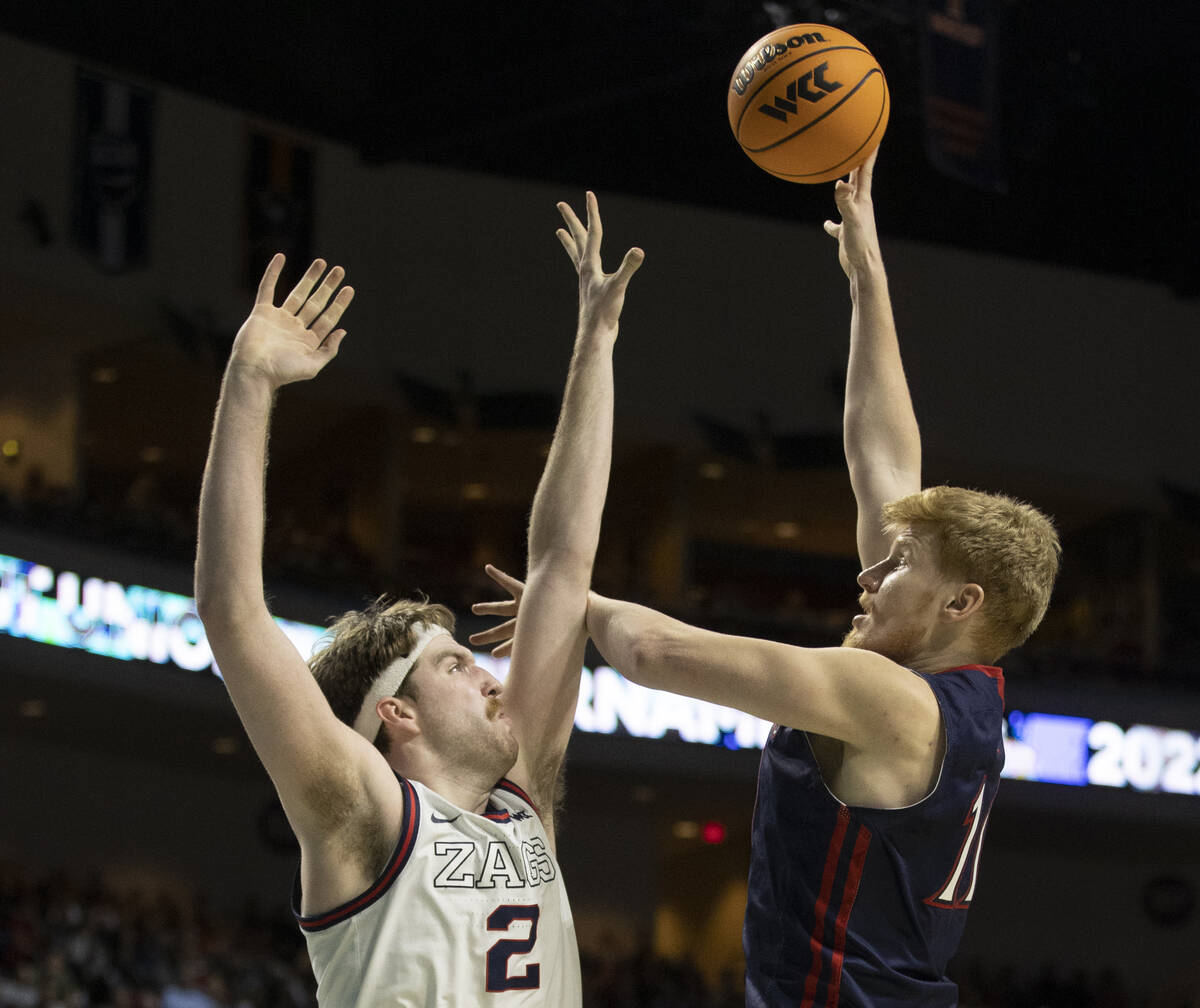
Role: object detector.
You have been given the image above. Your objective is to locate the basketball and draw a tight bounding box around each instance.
[727,23,889,183]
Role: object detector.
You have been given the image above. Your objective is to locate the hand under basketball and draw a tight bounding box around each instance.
[823,147,882,278]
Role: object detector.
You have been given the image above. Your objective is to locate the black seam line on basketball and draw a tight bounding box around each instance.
[768,87,889,179]
[743,69,885,156]
[734,45,867,136]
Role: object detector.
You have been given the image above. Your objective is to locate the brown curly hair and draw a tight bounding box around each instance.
[308,596,456,752]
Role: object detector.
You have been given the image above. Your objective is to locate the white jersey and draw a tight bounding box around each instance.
[294,776,581,1008]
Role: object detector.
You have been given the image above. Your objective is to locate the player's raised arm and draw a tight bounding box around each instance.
[194,257,393,849]
[479,193,642,843]
[824,149,922,569]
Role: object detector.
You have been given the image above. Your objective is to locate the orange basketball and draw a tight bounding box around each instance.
[727,23,889,183]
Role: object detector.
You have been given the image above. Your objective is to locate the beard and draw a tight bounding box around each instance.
[467,721,518,781]
[842,625,867,649]
[841,590,933,666]
[424,706,518,781]
[842,617,927,667]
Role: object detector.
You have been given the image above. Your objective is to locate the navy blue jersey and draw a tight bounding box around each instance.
[744,664,1005,1007]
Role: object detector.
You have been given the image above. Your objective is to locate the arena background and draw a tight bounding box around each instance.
[1,4,1199,1005]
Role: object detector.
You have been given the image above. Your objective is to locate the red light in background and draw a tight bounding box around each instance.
[701,820,726,845]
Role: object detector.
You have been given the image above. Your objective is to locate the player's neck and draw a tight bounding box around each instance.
[907,639,986,675]
[397,756,496,815]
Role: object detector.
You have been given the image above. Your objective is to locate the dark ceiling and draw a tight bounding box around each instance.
[5,1,1198,295]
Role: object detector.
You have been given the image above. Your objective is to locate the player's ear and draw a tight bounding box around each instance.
[944,583,984,622]
[378,696,419,741]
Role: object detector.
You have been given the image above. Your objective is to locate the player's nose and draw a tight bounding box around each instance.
[857,563,882,593]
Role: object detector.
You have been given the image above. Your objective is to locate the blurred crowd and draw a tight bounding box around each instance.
[0,862,312,1008]
[3,861,1198,1008]
[2,459,1198,689]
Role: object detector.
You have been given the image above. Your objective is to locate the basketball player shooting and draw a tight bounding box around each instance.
[475,151,1060,1005]
[194,193,642,1006]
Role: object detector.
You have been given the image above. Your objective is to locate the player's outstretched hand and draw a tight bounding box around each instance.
[556,191,644,338]
[230,254,355,388]
[469,564,526,659]
[823,147,882,279]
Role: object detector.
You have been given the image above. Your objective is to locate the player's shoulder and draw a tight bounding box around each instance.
[925,663,1005,708]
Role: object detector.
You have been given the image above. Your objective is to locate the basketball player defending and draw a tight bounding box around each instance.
[195,193,642,1006]
[480,151,1060,1003]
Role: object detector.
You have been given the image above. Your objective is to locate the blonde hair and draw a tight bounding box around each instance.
[883,485,1060,662]
[308,596,456,751]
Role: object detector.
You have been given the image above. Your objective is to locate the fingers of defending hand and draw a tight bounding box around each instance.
[557,201,586,256]
[468,617,516,648]
[471,599,518,618]
[823,220,841,239]
[614,246,645,287]
[556,227,580,266]
[583,190,603,264]
[483,563,526,599]
[281,259,327,315]
[311,285,355,342]
[256,253,286,305]
[318,329,347,358]
[298,265,345,327]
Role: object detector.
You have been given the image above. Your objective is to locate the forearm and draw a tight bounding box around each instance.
[843,264,920,478]
[526,325,615,576]
[585,592,686,692]
[194,365,277,624]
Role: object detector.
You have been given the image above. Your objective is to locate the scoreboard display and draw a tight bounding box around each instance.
[3,547,1199,798]
[1005,710,1200,795]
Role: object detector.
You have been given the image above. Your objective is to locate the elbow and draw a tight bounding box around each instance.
[193,586,229,633]
[193,570,217,624]
[525,545,594,589]
[620,625,682,691]
[193,560,228,625]
[193,567,252,632]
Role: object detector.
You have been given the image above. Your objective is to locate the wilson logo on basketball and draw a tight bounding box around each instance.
[757,63,843,123]
[730,31,828,96]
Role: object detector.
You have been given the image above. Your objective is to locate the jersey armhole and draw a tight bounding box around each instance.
[805,672,950,814]
[293,776,421,932]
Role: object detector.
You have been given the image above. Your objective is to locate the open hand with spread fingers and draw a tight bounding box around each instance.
[556,191,644,339]
[468,564,526,659]
[230,254,355,389]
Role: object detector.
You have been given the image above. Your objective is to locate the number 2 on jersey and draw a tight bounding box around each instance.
[486,905,540,992]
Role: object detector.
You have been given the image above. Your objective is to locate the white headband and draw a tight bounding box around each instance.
[351,624,451,740]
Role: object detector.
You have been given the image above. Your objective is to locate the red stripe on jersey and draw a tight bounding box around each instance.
[826,824,872,1005]
[950,664,1005,708]
[800,806,851,1006]
[979,665,1005,707]
[299,777,420,931]
[496,778,539,815]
